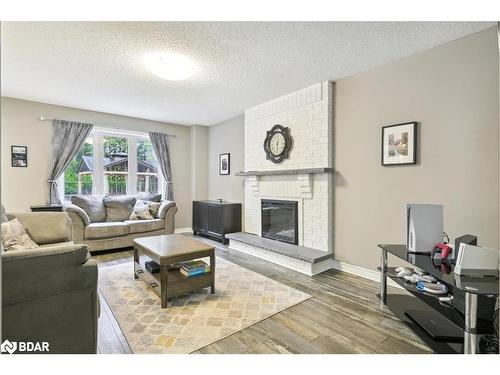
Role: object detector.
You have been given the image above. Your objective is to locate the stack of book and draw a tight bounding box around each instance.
[180,260,210,277]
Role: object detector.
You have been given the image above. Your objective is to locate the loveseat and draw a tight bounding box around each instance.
[2,211,99,354]
[64,194,178,253]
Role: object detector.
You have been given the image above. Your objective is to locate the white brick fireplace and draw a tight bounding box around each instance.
[244,173,332,251]
[229,81,334,274]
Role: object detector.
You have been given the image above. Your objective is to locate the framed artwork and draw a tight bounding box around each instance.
[219,153,230,175]
[11,145,28,167]
[381,122,417,166]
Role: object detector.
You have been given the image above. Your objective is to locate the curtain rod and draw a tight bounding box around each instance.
[38,116,176,138]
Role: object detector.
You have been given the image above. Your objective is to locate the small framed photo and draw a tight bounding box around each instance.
[11,145,28,167]
[219,153,230,175]
[381,122,417,166]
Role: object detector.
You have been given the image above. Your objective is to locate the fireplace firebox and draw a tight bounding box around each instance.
[261,199,298,245]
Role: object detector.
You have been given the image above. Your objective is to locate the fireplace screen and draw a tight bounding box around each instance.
[261,199,298,245]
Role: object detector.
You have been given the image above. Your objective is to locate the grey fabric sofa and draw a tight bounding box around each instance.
[64,195,178,253]
[2,212,99,354]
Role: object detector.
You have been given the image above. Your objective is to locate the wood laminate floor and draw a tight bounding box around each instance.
[93,235,432,354]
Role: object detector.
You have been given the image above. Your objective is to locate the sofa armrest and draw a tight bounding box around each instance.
[157,200,176,219]
[163,205,178,234]
[2,242,90,269]
[86,257,101,319]
[10,212,72,245]
[64,205,87,243]
[2,243,96,307]
[64,204,90,226]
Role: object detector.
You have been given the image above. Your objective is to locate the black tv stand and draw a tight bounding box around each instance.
[377,244,498,354]
[192,200,242,244]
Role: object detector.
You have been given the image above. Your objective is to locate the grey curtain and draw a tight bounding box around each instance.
[48,120,94,204]
[149,132,174,200]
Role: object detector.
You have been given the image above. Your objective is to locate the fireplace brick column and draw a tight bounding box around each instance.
[243,81,334,254]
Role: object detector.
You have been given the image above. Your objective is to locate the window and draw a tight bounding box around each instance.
[62,129,162,200]
[103,136,128,195]
[63,136,94,201]
[137,139,159,194]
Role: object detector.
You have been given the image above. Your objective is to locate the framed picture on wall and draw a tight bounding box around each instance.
[11,145,28,167]
[219,153,230,175]
[381,122,417,166]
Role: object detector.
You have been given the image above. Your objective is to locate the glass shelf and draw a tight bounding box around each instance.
[378,244,499,296]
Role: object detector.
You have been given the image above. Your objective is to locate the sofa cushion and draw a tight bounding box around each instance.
[125,219,165,234]
[38,241,78,251]
[136,193,162,203]
[85,222,129,240]
[12,212,72,245]
[71,195,106,223]
[104,196,136,222]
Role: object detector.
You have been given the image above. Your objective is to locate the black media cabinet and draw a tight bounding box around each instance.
[192,200,242,244]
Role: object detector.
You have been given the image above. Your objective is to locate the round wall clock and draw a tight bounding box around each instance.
[263,124,292,164]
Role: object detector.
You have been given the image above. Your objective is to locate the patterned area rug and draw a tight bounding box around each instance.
[99,258,311,353]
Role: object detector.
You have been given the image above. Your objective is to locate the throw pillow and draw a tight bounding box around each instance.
[104,196,136,222]
[130,200,160,220]
[71,195,106,223]
[132,204,154,220]
[142,200,161,217]
[1,218,39,251]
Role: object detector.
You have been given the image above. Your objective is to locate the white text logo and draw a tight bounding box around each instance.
[1,340,50,354]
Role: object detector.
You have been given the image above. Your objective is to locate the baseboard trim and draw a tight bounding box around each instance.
[331,259,402,289]
[174,227,192,234]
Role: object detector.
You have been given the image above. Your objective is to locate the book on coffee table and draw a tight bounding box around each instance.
[180,260,210,277]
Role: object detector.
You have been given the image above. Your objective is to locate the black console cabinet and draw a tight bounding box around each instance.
[192,201,242,244]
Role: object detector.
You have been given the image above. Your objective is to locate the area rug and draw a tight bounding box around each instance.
[99,258,311,353]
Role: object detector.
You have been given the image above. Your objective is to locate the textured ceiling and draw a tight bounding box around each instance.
[1,22,494,126]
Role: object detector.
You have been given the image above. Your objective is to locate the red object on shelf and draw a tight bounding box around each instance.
[432,243,452,260]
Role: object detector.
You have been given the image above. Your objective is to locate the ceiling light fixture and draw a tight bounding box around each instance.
[145,52,197,81]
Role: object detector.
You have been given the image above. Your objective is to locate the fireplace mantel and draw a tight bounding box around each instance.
[241,168,333,200]
[235,167,333,176]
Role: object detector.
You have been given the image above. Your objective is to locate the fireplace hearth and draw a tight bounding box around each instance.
[261,199,298,245]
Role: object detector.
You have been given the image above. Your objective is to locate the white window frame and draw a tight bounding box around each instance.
[59,127,163,201]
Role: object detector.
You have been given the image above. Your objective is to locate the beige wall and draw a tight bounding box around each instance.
[190,125,209,201]
[207,115,245,204]
[334,27,499,270]
[0,97,193,228]
[497,23,500,255]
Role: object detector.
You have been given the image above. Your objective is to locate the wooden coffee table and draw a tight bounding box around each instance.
[133,234,215,308]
